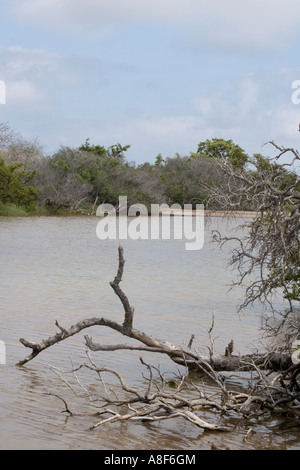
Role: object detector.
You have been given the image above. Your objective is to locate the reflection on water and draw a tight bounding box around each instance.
[0,215,299,450]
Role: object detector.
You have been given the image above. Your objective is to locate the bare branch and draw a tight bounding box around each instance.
[18,245,294,374]
[50,358,230,432]
[206,143,300,341]
[109,245,134,332]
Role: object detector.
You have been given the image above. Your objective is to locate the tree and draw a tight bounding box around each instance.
[0,157,38,209]
[197,138,248,169]
[123,162,166,207]
[33,148,93,211]
[79,138,130,162]
[0,122,18,149]
[78,139,132,208]
[160,153,219,208]
[207,142,300,341]
[0,121,43,167]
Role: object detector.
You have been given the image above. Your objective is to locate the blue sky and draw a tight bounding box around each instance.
[0,0,300,163]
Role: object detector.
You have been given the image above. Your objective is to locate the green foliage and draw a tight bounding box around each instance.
[77,139,132,204]
[3,121,297,225]
[269,264,300,302]
[160,153,219,208]
[250,153,299,190]
[0,202,31,216]
[155,154,165,167]
[79,138,130,161]
[240,152,300,305]
[267,232,300,302]
[197,138,248,169]
[0,158,37,210]
[78,138,107,158]
[167,380,177,389]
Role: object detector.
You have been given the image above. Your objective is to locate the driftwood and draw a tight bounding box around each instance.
[48,354,231,432]
[18,245,292,372]
[18,245,300,431]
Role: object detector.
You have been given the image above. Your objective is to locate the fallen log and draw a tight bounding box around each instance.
[18,245,293,373]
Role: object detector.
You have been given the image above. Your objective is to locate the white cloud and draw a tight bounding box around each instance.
[192,76,260,126]
[0,44,135,114]
[12,0,300,50]
[235,76,260,120]
[0,45,59,81]
[191,73,300,156]
[1,37,298,163]
[6,94,299,163]
[4,62,296,162]
[7,80,47,104]
[0,45,59,113]
[37,113,214,160]
[270,105,300,140]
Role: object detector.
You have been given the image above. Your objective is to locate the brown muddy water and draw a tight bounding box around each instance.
[0,215,299,450]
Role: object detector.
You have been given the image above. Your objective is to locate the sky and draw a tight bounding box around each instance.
[0,0,300,164]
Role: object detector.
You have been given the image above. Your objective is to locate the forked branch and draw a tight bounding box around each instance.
[18,245,293,373]
[18,245,193,366]
[18,245,300,430]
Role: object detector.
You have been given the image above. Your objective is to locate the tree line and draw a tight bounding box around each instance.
[0,121,298,216]
[3,121,300,428]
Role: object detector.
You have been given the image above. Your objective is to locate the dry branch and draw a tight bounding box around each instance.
[17,244,300,430]
[49,355,230,432]
[18,245,293,374]
[207,143,300,333]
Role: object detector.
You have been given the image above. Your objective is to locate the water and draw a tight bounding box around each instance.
[0,215,299,450]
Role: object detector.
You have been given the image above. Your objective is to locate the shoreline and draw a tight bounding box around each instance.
[0,206,259,218]
[0,211,259,218]
[160,208,258,218]
[205,210,258,217]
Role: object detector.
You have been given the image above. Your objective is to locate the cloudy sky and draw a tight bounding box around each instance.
[0,0,299,163]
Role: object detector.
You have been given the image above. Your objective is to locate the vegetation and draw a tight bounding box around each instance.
[4,120,299,434]
[1,122,299,317]
[0,123,253,215]
[195,137,248,169]
[207,142,300,339]
[0,158,38,212]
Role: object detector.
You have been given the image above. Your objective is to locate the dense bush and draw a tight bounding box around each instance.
[1,122,298,216]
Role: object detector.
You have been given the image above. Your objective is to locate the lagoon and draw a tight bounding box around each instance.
[0,215,298,450]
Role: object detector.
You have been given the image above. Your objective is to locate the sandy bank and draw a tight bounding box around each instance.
[160,208,258,218]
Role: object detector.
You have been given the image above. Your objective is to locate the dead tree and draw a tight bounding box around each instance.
[17,244,300,431]
[18,245,292,372]
[207,142,300,342]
